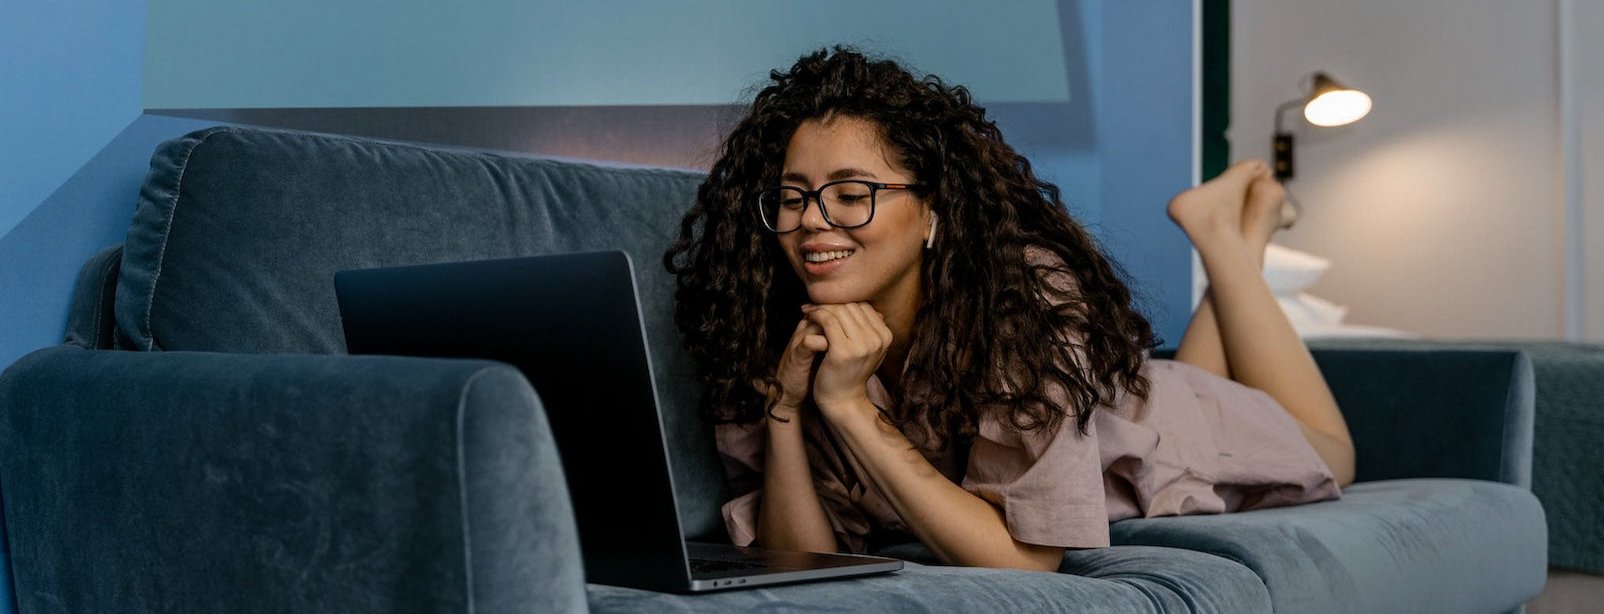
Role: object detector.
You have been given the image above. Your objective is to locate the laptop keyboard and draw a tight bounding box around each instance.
[690,557,770,574]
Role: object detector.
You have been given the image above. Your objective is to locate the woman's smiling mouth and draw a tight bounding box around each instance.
[800,244,856,276]
[804,249,855,263]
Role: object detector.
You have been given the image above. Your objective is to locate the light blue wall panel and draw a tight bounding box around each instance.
[996,0,1105,226]
[0,3,147,609]
[1097,0,1197,348]
[0,115,226,367]
[145,0,1071,109]
[0,0,145,239]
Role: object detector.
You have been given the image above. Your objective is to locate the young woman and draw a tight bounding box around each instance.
[665,47,1354,572]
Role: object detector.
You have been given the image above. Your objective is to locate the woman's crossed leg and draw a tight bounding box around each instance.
[1167,161,1356,487]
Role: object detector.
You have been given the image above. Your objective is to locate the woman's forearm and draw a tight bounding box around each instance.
[824,400,1064,571]
[756,416,838,553]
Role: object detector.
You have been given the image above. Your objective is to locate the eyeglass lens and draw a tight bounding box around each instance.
[758,181,875,232]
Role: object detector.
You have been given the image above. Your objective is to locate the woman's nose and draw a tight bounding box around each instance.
[799,196,832,230]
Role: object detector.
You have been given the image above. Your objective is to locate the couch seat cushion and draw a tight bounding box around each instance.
[1110,478,1546,614]
[587,545,1271,613]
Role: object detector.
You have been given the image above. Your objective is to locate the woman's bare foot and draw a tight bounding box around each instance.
[1166,160,1272,242]
[1242,175,1288,268]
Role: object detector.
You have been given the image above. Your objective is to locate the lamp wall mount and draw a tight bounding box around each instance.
[1272,98,1305,181]
[1270,72,1371,182]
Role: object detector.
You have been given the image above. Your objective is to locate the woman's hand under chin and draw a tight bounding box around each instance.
[801,302,892,421]
[764,317,829,422]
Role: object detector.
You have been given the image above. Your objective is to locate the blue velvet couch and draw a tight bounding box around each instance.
[0,127,1548,613]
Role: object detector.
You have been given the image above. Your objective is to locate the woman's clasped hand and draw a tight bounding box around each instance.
[768,302,892,423]
[797,303,892,417]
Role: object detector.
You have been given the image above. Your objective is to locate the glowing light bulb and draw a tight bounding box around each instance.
[1304,89,1372,127]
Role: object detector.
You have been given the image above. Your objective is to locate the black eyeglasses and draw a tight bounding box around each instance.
[755,180,924,233]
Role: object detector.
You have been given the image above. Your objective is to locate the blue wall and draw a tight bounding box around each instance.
[1096,2,1198,346]
[0,114,226,362]
[0,1,144,240]
[0,2,147,608]
[144,0,1072,108]
[0,2,1197,610]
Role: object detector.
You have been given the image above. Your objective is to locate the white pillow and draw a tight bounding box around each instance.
[1262,243,1331,296]
[1277,292,1348,327]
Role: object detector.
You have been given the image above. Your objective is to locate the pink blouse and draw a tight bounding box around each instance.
[715,248,1341,553]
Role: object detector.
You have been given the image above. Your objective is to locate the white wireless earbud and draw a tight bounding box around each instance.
[925,215,939,249]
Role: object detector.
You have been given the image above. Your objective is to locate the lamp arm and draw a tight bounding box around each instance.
[1274,98,1305,134]
[1272,98,1305,181]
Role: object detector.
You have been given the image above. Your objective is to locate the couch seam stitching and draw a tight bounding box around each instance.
[1501,353,1514,484]
[223,125,702,181]
[456,366,496,614]
[1501,352,1529,486]
[143,127,232,351]
[91,247,119,348]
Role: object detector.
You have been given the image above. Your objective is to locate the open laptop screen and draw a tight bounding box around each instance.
[337,251,693,591]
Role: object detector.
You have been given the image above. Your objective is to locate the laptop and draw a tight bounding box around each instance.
[334,250,902,593]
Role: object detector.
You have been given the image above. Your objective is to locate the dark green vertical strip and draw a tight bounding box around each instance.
[1201,0,1231,181]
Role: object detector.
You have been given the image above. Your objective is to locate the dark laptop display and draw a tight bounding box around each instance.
[335,250,901,592]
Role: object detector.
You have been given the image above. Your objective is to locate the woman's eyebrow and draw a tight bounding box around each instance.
[827,167,879,181]
[780,168,881,184]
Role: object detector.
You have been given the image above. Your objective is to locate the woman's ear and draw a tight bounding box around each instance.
[925,214,939,249]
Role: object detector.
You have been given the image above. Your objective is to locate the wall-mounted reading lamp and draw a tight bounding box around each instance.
[1273,72,1372,181]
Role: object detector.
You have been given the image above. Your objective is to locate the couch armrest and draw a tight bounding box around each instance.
[0,345,585,614]
[63,244,122,350]
[1309,348,1534,487]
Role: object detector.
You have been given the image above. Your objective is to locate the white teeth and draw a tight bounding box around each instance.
[804,250,854,263]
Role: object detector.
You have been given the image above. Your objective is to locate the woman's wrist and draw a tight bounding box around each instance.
[815,394,879,425]
[768,398,807,422]
[764,384,806,421]
[767,409,807,434]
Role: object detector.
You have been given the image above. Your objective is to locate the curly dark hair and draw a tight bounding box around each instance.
[664,46,1157,446]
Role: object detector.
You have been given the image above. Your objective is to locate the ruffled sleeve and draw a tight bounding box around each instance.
[958,245,1112,548]
[961,411,1110,548]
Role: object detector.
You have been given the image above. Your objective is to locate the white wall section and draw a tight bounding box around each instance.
[1232,1,1574,340]
[1573,0,1604,341]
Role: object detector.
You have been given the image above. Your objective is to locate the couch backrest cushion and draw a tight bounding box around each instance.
[115,126,729,539]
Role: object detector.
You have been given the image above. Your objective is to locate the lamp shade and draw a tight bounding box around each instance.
[1302,72,1371,127]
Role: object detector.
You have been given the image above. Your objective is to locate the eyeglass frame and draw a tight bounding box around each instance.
[754,180,926,233]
